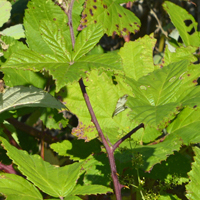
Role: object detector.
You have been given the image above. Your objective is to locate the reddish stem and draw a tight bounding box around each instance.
[79,78,123,200]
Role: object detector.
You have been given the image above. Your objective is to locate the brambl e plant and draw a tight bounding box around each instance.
[0,0,200,199]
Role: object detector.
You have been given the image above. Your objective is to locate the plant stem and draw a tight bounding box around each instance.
[63,0,76,49]
[79,78,123,200]
[1,124,22,149]
[113,123,144,151]
[7,118,58,144]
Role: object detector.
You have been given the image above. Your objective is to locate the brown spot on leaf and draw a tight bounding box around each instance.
[103,4,107,9]
[124,13,126,16]
[82,14,87,19]
[94,20,97,23]
[193,79,197,83]
[94,0,97,2]
[118,13,122,17]
[107,12,110,15]
[129,24,132,27]
[193,105,197,108]
[84,19,87,23]
[93,5,97,9]
[116,24,119,28]
[89,9,94,16]
[137,24,140,28]
[72,122,96,142]
[123,28,127,32]
[187,74,191,76]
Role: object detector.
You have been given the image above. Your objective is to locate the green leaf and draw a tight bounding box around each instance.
[0,86,65,114]
[0,137,82,198]
[70,185,113,196]
[72,0,85,37]
[163,1,200,47]
[186,147,200,200]
[0,35,28,60]
[2,68,46,88]
[0,173,43,200]
[119,35,156,80]
[2,48,122,92]
[167,107,200,145]
[163,45,198,66]
[158,194,181,200]
[0,0,11,27]
[1,24,25,39]
[24,0,71,54]
[59,71,138,142]
[126,60,200,129]
[80,0,141,36]
[73,24,104,61]
[50,139,101,161]
[142,151,190,184]
[40,108,68,130]
[39,19,71,61]
[82,154,111,186]
[115,134,182,172]
[64,196,82,200]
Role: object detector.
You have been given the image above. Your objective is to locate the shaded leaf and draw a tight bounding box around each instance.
[115,134,182,172]
[50,139,101,161]
[2,68,46,89]
[186,147,200,200]
[0,86,65,114]
[40,108,68,130]
[142,151,190,184]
